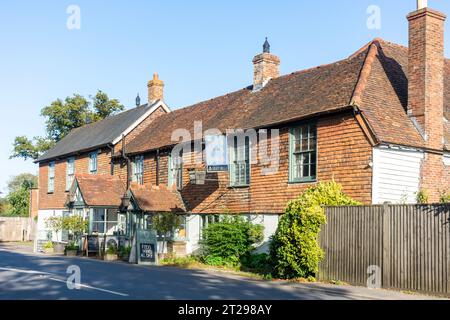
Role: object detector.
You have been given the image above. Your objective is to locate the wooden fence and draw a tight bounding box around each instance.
[318,204,450,296]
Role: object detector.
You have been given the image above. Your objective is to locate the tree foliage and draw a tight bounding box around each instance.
[201,216,264,267]
[7,173,38,194]
[45,216,64,241]
[270,181,360,279]
[62,215,88,243]
[0,197,10,215]
[11,91,124,161]
[152,212,183,237]
[4,174,38,216]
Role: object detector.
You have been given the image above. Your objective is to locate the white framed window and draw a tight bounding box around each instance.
[228,135,250,187]
[66,157,75,191]
[132,155,144,185]
[169,150,183,190]
[48,161,55,193]
[289,123,317,183]
[89,151,98,174]
[89,208,118,235]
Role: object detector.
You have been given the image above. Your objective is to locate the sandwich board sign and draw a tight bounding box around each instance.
[136,229,158,265]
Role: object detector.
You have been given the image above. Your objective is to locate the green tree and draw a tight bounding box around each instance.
[5,174,38,216]
[7,173,38,193]
[11,91,124,161]
[270,181,360,279]
[0,197,10,215]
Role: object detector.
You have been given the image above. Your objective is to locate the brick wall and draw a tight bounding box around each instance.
[140,112,373,214]
[38,148,111,210]
[407,8,447,202]
[421,153,449,202]
[38,106,167,210]
[114,106,166,154]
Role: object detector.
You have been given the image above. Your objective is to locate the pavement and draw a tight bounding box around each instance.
[0,243,446,300]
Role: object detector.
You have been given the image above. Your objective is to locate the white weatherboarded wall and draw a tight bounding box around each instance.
[372,146,424,204]
[444,153,450,166]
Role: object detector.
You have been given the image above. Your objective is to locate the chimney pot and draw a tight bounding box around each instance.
[417,0,427,10]
[148,72,164,104]
[252,38,280,92]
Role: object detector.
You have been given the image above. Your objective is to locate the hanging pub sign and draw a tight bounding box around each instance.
[136,229,158,265]
[205,134,228,172]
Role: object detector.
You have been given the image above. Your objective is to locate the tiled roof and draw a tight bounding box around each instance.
[125,47,368,154]
[126,38,450,153]
[76,174,126,207]
[356,39,450,150]
[36,102,156,162]
[130,183,186,213]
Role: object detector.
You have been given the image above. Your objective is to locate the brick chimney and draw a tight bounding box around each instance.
[252,38,280,91]
[148,73,164,104]
[407,5,446,149]
[407,2,447,202]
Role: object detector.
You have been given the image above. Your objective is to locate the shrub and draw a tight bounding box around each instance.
[241,253,271,274]
[270,181,360,279]
[65,241,79,251]
[416,190,429,204]
[439,190,450,204]
[106,244,117,255]
[118,245,131,257]
[62,215,88,242]
[43,241,53,249]
[201,216,264,267]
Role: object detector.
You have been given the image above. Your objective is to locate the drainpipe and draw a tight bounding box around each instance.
[121,135,132,190]
[156,149,160,186]
[107,144,115,175]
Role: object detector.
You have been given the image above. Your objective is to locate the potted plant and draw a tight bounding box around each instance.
[104,244,118,261]
[65,241,79,256]
[45,216,65,254]
[119,245,132,262]
[43,241,54,254]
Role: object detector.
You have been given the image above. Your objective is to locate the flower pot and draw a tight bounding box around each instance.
[121,254,130,262]
[53,242,65,254]
[66,249,78,257]
[104,253,118,261]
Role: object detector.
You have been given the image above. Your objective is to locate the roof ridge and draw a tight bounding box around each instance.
[169,48,372,115]
[349,41,380,106]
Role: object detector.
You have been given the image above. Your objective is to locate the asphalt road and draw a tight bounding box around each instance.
[0,248,442,300]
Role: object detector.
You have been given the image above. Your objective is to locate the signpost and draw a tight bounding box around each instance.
[136,229,158,265]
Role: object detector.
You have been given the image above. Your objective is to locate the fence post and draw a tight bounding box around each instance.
[382,203,391,289]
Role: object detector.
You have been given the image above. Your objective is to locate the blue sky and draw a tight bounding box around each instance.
[1,0,449,195]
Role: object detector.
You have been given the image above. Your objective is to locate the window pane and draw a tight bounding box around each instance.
[302,164,310,178]
[290,124,317,181]
[230,135,250,186]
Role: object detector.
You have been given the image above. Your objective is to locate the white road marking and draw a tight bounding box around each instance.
[47,277,129,297]
[0,266,129,297]
[0,267,51,275]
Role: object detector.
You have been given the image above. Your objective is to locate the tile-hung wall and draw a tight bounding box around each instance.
[139,111,374,215]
